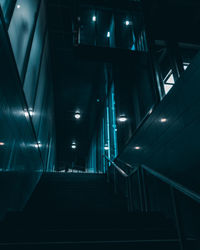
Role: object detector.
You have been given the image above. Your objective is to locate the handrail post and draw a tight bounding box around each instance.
[114,167,117,194]
[138,166,145,212]
[104,155,138,211]
[106,160,110,183]
[104,154,110,184]
[127,176,133,212]
[106,166,110,183]
[170,186,185,250]
[140,166,148,213]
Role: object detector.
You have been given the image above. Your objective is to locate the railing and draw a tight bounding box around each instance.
[104,155,138,211]
[104,155,200,250]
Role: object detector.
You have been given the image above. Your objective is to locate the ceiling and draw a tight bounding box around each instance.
[143,0,200,44]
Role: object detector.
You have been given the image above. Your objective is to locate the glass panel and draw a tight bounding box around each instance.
[183,62,190,70]
[0,0,16,24]
[8,0,40,78]
[164,70,175,84]
[164,84,174,95]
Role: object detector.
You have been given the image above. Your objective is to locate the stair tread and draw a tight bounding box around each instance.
[0,173,179,249]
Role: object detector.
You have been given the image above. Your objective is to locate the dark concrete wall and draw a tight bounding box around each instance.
[119,51,200,195]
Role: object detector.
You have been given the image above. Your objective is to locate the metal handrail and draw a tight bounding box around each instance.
[104,155,138,178]
[105,155,200,204]
[141,164,200,204]
[105,155,200,249]
[114,157,134,169]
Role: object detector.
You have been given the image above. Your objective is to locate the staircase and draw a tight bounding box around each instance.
[0,173,180,249]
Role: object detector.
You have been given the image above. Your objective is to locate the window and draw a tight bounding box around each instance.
[163,62,190,95]
[163,70,175,95]
[183,62,190,70]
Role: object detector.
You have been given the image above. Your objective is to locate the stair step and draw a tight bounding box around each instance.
[0,227,178,243]
[4,213,174,228]
[0,240,181,250]
[0,173,180,250]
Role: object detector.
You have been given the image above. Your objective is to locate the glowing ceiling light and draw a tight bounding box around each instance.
[0,142,5,146]
[92,16,96,22]
[104,144,109,150]
[107,31,110,38]
[29,108,34,116]
[125,20,130,26]
[75,111,81,119]
[17,4,21,9]
[24,110,29,118]
[118,115,127,122]
[34,141,42,149]
[71,141,77,149]
[160,118,167,123]
[134,146,141,150]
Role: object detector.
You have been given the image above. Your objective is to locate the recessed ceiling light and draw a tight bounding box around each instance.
[0,142,5,146]
[24,110,29,118]
[17,4,21,9]
[92,16,96,22]
[118,115,127,122]
[29,108,34,116]
[75,111,81,119]
[125,20,130,26]
[34,141,42,148]
[104,145,109,150]
[71,141,77,149]
[160,118,167,123]
[107,31,110,38]
[134,146,141,150]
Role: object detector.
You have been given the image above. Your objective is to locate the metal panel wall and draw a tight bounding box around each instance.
[0,0,56,219]
[0,9,43,219]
